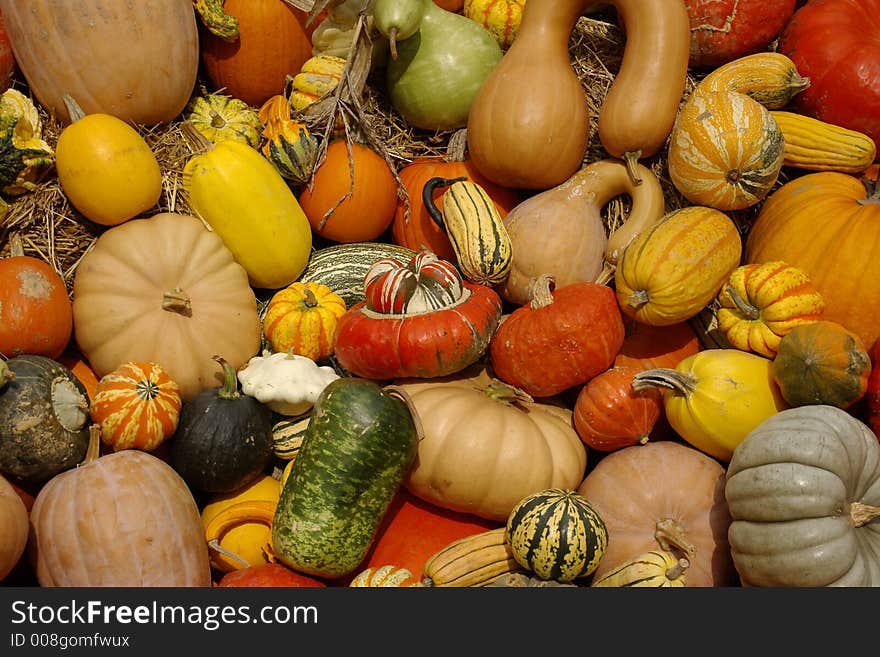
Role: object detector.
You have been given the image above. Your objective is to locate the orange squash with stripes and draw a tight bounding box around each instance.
[262,281,347,362]
[667,89,785,211]
[89,362,182,452]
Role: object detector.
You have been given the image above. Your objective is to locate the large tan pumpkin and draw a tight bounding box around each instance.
[0,473,28,583]
[577,440,737,586]
[71,212,262,401]
[393,365,587,522]
[0,0,199,125]
[29,428,212,587]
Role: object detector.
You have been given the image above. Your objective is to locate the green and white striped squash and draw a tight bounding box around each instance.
[667,89,784,211]
[298,242,419,309]
[272,416,309,461]
[505,488,608,583]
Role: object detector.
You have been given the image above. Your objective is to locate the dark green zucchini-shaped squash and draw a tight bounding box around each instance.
[506,487,609,583]
[271,377,421,579]
[0,355,90,484]
[169,356,274,494]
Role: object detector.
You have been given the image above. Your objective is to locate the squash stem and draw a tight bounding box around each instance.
[627,289,650,310]
[623,150,643,186]
[212,355,241,400]
[653,518,697,560]
[724,285,760,320]
[665,558,689,581]
[632,368,696,396]
[860,173,880,205]
[162,288,193,317]
[484,378,534,406]
[0,361,13,389]
[80,424,103,467]
[850,501,880,527]
[61,95,86,123]
[422,176,468,230]
[528,274,556,309]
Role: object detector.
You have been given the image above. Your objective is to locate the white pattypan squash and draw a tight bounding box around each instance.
[237,350,340,416]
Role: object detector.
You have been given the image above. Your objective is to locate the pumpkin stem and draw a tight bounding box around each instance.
[162,287,193,317]
[860,172,880,205]
[528,274,556,309]
[627,289,650,310]
[204,500,276,569]
[632,368,696,396]
[446,129,468,163]
[213,355,241,400]
[484,378,535,407]
[207,539,252,571]
[623,150,643,186]
[850,501,880,527]
[61,94,86,123]
[665,557,689,581]
[422,176,468,230]
[653,518,697,560]
[79,424,103,467]
[180,120,214,155]
[209,109,228,129]
[384,385,425,443]
[595,263,615,287]
[723,284,760,320]
[302,286,319,309]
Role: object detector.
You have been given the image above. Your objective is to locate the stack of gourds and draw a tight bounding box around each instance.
[0,0,879,590]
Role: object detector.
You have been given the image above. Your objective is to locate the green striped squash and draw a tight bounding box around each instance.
[505,488,608,583]
[591,550,689,587]
[298,242,419,308]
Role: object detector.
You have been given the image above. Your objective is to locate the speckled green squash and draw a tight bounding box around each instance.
[271,378,420,579]
[505,488,608,583]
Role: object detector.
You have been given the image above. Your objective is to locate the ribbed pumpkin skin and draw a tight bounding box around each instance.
[615,206,742,326]
[72,213,262,402]
[697,51,809,110]
[745,172,880,352]
[263,282,347,361]
[0,0,199,125]
[716,261,826,358]
[613,319,701,371]
[726,404,880,587]
[770,320,871,410]
[490,280,625,397]
[506,488,608,583]
[577,440,737,587]
[89,362,182,452]
[29,448,212,587]
[0,474,28,583]
[668,90,784,210]
[572,365,663,453]
[200,0,313,108]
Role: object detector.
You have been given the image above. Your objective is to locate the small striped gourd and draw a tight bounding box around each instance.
[258,94,319,184]
[505,488,608,583]
[184,91,262,148]
[89,361,182,452]
[422,527,524,587]
[591,550,688,587]
[349,565,424,587]
[615,206,742,326]
[423,176,513,286]
[272,416,309,461]
[667,89,785,211]
[298,242,419,309]
[770,111,877,174]
[262,281,347,362]
[697,52,810,110]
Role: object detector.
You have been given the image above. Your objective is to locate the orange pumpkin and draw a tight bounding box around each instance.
[770,320,871,410]
[200,0,313,108]
[0,251,72,359]
[745,171,880,353]
[613,318,701,371]
[299,140,399,243]
[57,349,100,402]
[89,362,183,452]
[572,365,664,453]
[392,154,522,261]
[262,281,347,361]
[0,473,28,583]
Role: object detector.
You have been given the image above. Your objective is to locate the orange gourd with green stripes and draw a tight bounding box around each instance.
[262,281,347,362]
[89,362,182,452]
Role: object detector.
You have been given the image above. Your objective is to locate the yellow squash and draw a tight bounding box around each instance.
[631,349,789,462]
[716,261,825,358]
[591,550,689,588]
[181,122,313,290]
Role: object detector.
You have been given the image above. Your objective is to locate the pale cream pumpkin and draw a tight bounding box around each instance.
[71,212,262,401]
[0,474,28,583]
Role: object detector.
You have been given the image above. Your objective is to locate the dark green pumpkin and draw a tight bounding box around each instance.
[169,356,274,494]
[271,378,420,579]
[0,355,90,484]
[506,488,609,583]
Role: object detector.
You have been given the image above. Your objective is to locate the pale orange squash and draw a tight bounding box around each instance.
[0,473,28,583]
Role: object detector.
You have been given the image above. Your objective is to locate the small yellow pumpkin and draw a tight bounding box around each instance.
[262,281,347,361]
[716,261,825,358]
[667,89,784,211]
[184,91,263,148]
[614,205,742,326]
[463,0,526,50]
[632,349,790,463]
[55,95,161,226]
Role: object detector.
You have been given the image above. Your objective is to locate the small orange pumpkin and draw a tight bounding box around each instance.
[298,140,399,243]
[262,281,347,361]
[770,320,871,410]
[89,361,183,452]
[0,246,72,360]
[463,0,526,49]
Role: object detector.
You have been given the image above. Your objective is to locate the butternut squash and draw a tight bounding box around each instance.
[467,0,691,190]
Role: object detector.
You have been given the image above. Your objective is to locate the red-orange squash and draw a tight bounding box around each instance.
[299,140,399,244]
[572,365,664,453]
[490,275,625,397]
[613,318,701,371]
[745,171,880,352]
[200,0,313,108]
[0,252,72,359]
[577,440,737,587]
[89,361,183,452]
